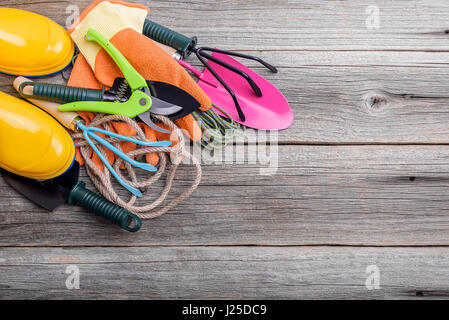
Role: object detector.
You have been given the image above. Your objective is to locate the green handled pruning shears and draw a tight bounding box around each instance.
[58,28,181,133]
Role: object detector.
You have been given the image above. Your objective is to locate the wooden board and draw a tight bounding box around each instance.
[2,0,449,300]
[13,0,449,51]
[5,53,449,143]
[1,247,449,299]
[2,145,449,247]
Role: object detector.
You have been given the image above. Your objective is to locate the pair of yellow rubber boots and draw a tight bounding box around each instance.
[0,8,76,179]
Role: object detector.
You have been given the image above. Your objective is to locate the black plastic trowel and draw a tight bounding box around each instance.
[1,162,141,232]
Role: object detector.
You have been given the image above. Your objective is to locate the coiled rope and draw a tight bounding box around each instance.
[71,113,202,219]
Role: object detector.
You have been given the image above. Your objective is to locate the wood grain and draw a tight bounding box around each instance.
[5,54,449,143]
[1,246,449,299]
[2,145,449,247]
[2,0,449,300]
[9,0,449,51]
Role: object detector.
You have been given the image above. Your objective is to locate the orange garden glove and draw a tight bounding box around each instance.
[67,0,212,168]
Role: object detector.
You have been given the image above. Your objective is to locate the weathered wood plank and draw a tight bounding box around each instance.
[2,145,449,246]
[3,1,449,143]
[6,0,449,51]
[1,0,449,300]
[1,246,448,299]
[4,57,449,143]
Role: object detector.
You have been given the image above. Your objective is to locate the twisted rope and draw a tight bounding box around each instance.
[71,114,202,219]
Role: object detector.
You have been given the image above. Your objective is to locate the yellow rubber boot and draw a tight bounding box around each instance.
[0,92,76,180]
[0,8,75,77]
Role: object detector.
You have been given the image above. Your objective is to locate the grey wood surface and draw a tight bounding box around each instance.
[1,0,449,300]
[3,145,449,247]
[2,247,449,299]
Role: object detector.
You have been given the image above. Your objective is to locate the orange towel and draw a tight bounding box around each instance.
[95,29,212,112]
[67,0,210,169]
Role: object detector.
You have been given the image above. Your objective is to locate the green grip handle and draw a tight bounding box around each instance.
[85,28,148,91]
[142,19,197,58]
[67,181,142,232]
[20,82,104,104]
[58,89,151,117]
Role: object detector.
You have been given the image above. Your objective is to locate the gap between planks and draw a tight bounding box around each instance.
[3,244,449,249]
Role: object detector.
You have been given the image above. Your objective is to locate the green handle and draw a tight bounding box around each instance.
[68,181,142,232]
[60,29,153,116]
[142,19,197,58]
[58,89,151,117]
[85,28,148,91]
[19,82,104,104]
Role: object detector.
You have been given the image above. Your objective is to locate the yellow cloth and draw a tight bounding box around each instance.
[68,0,148,70]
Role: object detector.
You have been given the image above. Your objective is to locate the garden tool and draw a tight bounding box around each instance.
[67,0,211,144]
[0,8,75,77]
[57,29,182,136]
[18,76,200,121]
[14,76,170,198]
[142,20,293,130]
[0,91,75,180]
[1,162,142,232]
[178,53,293,130]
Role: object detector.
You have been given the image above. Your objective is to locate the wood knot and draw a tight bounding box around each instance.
[362,91,390,115]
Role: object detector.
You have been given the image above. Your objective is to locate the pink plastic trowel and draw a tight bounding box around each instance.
[179,52,293,130]
[141,19,293,130]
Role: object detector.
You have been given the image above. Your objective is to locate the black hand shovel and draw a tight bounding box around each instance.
[1,161,142,232]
